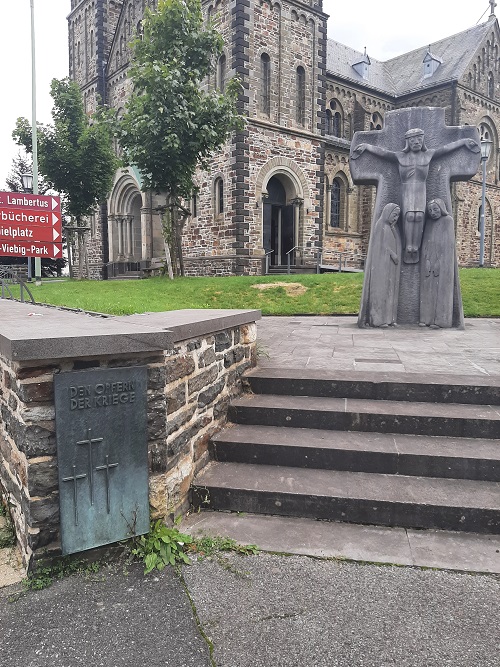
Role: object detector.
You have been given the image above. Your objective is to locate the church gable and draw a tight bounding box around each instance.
[107,0,146,77]
[460,19,500,101]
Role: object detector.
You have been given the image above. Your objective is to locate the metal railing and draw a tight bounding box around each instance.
[0,267,35,304]
[317,251,366,273]
[264,249,274,275]
[285,246,299,275]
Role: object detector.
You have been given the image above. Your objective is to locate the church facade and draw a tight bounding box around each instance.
[67,0,500,278]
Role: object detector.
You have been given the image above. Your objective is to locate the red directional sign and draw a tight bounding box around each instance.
[0,241,63,259]
[0,191,62,259]
[0,192,61,212]
[0,210,61,226]
[0,224,62,243]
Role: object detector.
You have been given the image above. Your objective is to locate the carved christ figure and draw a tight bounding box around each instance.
[351,128,480,263]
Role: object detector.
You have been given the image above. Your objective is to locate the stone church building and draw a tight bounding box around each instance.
[68,0,500,278]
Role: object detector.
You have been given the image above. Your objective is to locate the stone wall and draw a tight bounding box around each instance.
[0,304,259,570]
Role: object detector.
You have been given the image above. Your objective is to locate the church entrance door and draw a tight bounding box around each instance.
[263,176,295,266]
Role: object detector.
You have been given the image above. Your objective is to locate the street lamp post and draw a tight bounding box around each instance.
[30,0,42,285]
[479,138,493,267]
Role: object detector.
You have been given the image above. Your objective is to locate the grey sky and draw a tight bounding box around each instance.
[0,1,493,189]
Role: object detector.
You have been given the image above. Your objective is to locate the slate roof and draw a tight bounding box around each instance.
[326,18,495,98]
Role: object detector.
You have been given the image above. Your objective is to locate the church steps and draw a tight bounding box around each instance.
[192,462,500,534]
[192,369,500,536]
[244,368,500,405]
[211,425,500,481]
[228,394,500,439]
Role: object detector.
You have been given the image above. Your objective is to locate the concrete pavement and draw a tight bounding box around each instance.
[1,554,499,667]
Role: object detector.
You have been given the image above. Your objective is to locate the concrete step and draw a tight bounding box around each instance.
[192,461,500,534]
[182,511,500,574]
[108,273,141,280]
[212,424,500,481]
[244,368,500,406]
[228,394,500,439]
[267,265,317,275]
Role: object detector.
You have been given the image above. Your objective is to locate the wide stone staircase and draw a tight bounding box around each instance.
[192,368,500,535]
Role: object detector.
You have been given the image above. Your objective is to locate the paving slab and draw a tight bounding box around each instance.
[257,316,500,376]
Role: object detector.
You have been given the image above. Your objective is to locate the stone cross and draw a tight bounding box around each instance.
[491,0,497,17]
[350,108,479,250]
[350,107,480,328]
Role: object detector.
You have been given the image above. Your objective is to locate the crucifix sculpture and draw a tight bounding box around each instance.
[349,107,480,329]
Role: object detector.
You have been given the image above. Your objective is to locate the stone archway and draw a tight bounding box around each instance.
[256,158,309,269]
[108,172,144,264]
[263,175,296,266]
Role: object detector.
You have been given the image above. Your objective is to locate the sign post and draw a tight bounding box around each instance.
[0,192,63,262]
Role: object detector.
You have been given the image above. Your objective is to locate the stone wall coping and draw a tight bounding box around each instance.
[112,309,262,343]
[0,302,261,362]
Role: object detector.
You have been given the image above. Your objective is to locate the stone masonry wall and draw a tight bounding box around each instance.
[0,318,257,570]
[149,322,256,518]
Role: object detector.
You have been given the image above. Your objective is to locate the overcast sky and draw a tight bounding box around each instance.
[0,0,494,188]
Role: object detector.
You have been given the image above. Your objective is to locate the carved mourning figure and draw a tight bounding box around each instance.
[419,199,456,329]
[360,203,401,328]
[350,107,481,329]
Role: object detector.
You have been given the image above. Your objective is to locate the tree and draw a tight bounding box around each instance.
[13,78,117,279]
[2,152,65,276]
[5,151,47,195]
[118,0,243,277]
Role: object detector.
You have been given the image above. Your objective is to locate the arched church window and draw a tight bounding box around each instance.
[325,110,333,135]
[370,112,383,130]
[327,100,343,138]
[296,66,306,126]
[488,72,495,99]
[217,54,226,92]
[261,54,271,117]
[90,31,94,60]
[330,178,346,229]
[333,112,342,137]
[480,122,493,142]
[214,177,224,215]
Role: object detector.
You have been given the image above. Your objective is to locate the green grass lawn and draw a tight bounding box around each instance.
[17,268,500,317]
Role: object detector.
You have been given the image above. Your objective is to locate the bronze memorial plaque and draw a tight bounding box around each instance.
[54,367,149,555]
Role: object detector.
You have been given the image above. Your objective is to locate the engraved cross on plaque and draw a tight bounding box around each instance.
[95,455,119,513]
[77,428,103,505]
[62,466,87,525]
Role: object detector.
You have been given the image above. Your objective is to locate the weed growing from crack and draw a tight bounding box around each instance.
[131,519,193,573]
